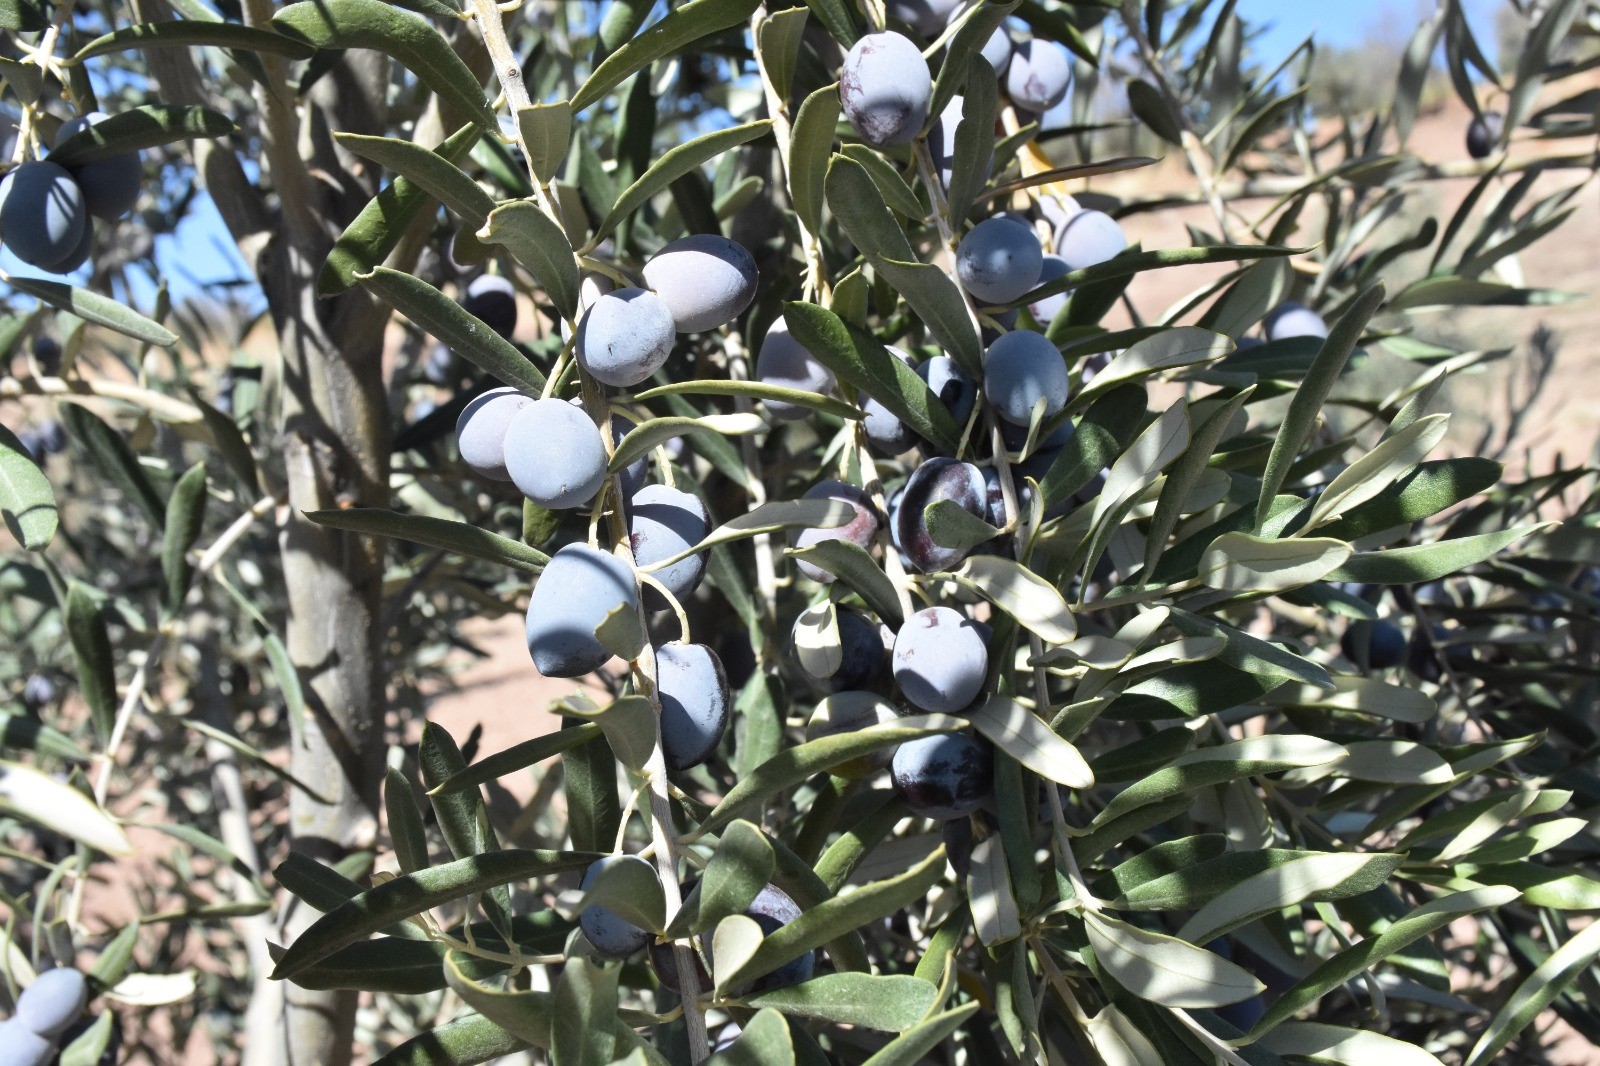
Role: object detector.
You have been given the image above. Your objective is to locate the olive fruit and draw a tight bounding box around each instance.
[579,855,656,958]
[1466,109,1504,159]
[956,217,1043,305]
[806,691,899,777]
[502,399,609,509]
[0,162,88,271]
[575,287,676,387]
[891,732,993,819]
[1340,619,1407,671]
[461,274,518,340]
[1027,254,1070,325]
[17,966,88,1038]
[756,315,836,421]
[894,457,987,573]
[862,347,919,455]
[892,605,989,712]
[650,884,815,994]
[642,234,758,333]
[525,543,640,678]
[1263,301,1328,342]
[1005,40,1071,112]
[840,31,933,149]
[655,642,729,771]
[0,1017,53,1066]
[1055,209,1128,271]
[917,355,978,432]
[887,0,962,34]
[54,112,141,220]
[455,386,533,481]
[791,480,882,582]
[792,607,887,691]
[629,484,711,612]
[983,330,1069,426]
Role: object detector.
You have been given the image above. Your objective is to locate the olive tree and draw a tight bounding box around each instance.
[2,0,1600,1063]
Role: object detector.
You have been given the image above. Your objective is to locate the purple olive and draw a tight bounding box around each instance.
[807,690,899,777]
[502,398,609,509]
[983,330,1069,427]
[629,484,711,612]
[0,1017,53,1066]
[1055,209,1127,271]
[0,161,88,271]
[1466,110,1504,159]
[650,883,814,994]
[1005,40,1071,112]
[891,731,993,818]
[575,287,676,387]
[894,457,987,573]
[455,386,533,481]
[642,234,758,333]
[17,966,87,1038]
[579,855,657,958]
[54,112,141,220]
[1263,301,1327,342]
[956,217,1043,305]
[525,543,640,678]
[1340,619,1407,671]
[917,355,978,436]
[861,346,919,455]
[792,607,887,691]
[756,315,836,420]
[791,480,882,583]
[461,274,518,340]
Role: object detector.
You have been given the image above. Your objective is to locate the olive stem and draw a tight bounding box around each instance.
[574,359,711,1062]
[750,6,831,303]
[465,0,709,1050]
[1120,7,1234,242]
[0,368,206,424]
[717,329,782,648]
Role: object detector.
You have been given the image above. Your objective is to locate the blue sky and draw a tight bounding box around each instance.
[1241,0,1501,58]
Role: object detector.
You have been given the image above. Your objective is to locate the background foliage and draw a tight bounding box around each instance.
[3,0,1600,1063]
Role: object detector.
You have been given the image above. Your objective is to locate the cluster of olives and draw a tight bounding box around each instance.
[0,113,141,273]
[452,237,759,773]
[776,474,1001,818]
[454,234,756,510]
[0,967,92,1066]
[838,9,1074,157]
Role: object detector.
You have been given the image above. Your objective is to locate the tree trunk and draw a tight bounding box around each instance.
[270,238,391,1066]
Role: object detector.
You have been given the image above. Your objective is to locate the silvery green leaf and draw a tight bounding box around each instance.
[1084,911,1263,1008]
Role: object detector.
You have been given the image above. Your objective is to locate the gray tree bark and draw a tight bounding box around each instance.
[130,12,397,1063]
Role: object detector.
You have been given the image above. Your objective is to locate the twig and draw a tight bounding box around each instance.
[1119,4,1234,241]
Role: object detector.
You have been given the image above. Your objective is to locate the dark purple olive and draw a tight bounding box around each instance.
[792,607,886,691]
[891,732,992,819]
[1466,110,1504,159]
[893,458,986,573]
[650,883,815,994]
[1339,619,1406,671]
